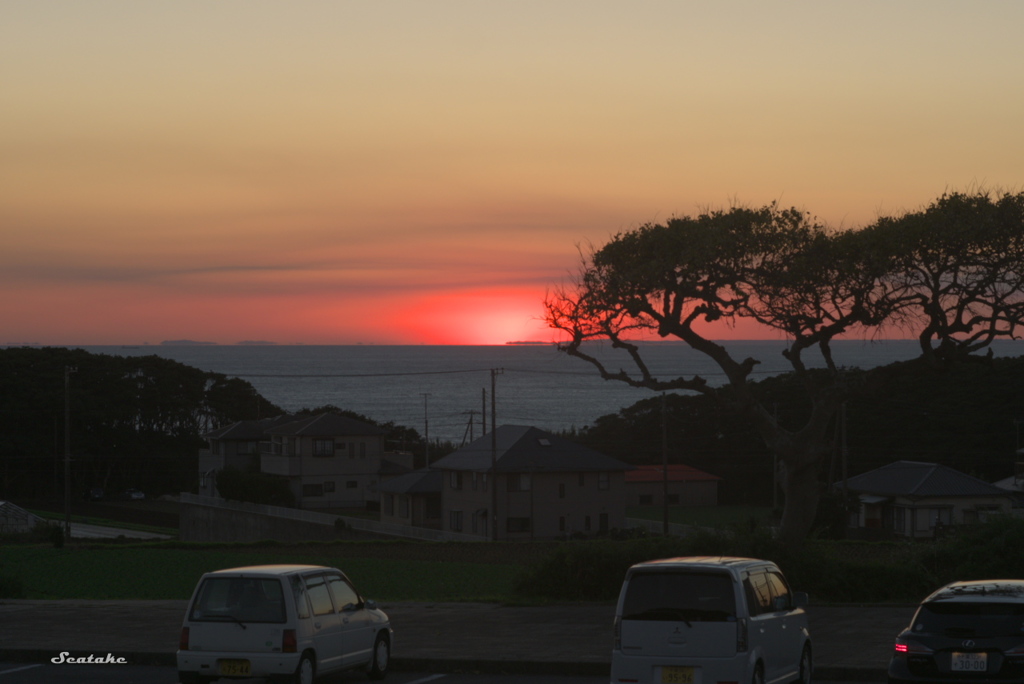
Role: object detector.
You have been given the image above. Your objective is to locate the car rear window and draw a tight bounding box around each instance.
[621,570,737,622]
[912,601,1024,638]
[190,577,286,624]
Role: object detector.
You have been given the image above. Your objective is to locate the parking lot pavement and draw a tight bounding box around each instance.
[0,599,914,679]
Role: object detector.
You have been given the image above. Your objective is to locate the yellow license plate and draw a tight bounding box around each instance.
[218,659,251,676]
[661,666,695,684]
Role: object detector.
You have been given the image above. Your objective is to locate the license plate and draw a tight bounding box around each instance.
[218,659,251,676]
[952,652,987,672]
[661,666,695,684]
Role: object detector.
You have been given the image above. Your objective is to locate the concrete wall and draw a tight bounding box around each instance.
[179,493,483,543]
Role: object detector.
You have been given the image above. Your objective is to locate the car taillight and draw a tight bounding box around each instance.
[737,618,748,652]
[613,616,621,651]
[1004,644,1024,656]
[282,629,297,653]
[179,627,190,651]
[894,637,932,655]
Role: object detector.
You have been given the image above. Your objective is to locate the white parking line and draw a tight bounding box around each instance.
[405,675,447,684]
[0,664,42,676]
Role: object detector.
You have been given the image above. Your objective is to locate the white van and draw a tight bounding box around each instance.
[611,556,811,684]
[176,564,392,684]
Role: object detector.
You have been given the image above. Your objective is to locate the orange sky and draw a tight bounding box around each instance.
[3,2,1023,345]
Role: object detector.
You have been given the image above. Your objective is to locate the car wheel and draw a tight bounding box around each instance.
[752,663,764,684]
[369,632,390,680]
[292,653,315,684]
[796,644,812,684]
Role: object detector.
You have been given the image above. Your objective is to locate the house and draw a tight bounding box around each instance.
[198,415,295,497]
[625,464,720,507]
[840,460,1015,538]
[431,425,632,540]
[260,412,387,509]
[380,468,443,529]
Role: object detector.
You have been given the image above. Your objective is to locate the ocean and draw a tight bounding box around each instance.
[80,340,1024,445]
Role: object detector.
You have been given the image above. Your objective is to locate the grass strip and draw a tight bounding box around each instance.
[1,545,519,602]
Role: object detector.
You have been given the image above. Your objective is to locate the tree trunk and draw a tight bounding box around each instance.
[776,454,822,548]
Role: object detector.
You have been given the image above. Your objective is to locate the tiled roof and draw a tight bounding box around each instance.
[843,460,1012,498]
[432,425,630,473]
[205,415,294,440]
[265,412,385,437]
[379,468,443,494]
[625,464,720,483]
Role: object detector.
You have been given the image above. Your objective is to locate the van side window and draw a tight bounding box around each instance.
[744,571,773,616]
[766,571,792,611]
[327,574,360,612]
[290,575,311,619]
[304,575,335,616]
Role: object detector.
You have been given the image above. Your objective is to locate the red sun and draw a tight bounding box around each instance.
[400,289,553,345]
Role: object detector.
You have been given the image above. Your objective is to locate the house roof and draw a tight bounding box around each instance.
[265,412,385,437]
[380,468,443,494]
[842,460,1012,498]
[205,415,294,440]
[625,464,721,483]
[432,425,630,473]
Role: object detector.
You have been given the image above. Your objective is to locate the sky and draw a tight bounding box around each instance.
[3,1,1023,346]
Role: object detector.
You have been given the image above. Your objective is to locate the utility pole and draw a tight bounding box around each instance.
[490,368,503,541]
[481,388,487,435]
[421,393,431,468]
[64,366,77,540]
[661,393,669,536]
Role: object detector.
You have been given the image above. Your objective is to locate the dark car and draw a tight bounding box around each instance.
[888,580,1024,684]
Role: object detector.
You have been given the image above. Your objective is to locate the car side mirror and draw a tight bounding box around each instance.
[364,599,377,610]
[793,591,809,608]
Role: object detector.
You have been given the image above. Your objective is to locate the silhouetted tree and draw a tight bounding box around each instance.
[546,190,1024,546]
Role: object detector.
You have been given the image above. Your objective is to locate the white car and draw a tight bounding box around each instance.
[611,556,811,684]
[177,564,392,684]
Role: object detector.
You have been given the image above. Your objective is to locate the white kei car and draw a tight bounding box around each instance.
[177,564,392,684]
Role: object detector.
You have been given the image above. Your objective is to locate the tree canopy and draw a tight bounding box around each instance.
[546,190,1024,545]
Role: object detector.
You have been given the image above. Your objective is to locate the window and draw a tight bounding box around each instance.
[507,473,531,492]
[450,510,463,531]
[622,571,736,623]
[290,576,310,619]
[744,571,773,616]
[348,442,356,458]
[304,575,335,616]
[639,494,653,506]
[558,483,566,499]
[302,483,323,497]
[472,472,478,491]
[766,571,792,611]
[327,574,360,611]
[482,473,488,491]
[585,515,591,531]
[450,471,463,490]
[667,494,680,505]
[322,480,335,493]
[190,577,286,624]
[506,517,531,533]
[346,480,358,489]
[399,496,409,518]
[359,442,366,458]
[312,439,334,457]
[598,472,610,490]
[383,494,394,516]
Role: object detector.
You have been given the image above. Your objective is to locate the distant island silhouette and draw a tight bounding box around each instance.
[160,340,217,346]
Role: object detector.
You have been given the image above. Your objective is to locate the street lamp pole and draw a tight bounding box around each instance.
[64,366,77,540]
